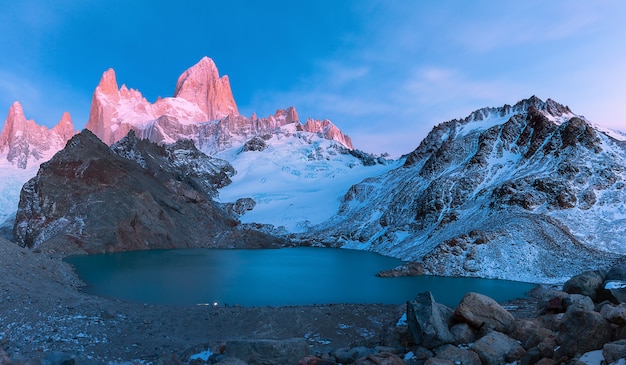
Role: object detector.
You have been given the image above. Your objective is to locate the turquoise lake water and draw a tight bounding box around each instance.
[65,247,536,307]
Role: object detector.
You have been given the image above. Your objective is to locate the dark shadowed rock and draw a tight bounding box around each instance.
[227,197,257,216]
[13,129,284,254]
[242,136,268,152]
[471,331,525,365]
[454,292,514,332]
[562,294,595,312]
[557,307,613,357]
[353,352,405,365]
[424,359,454,365]
[432,344,481,365]
[509,319,553,349]
[406,292,455,348]
[520,347,542,365]
[607,264,626,281]
[449,323,476,344]
[298,356,337,365]
[604,280,626,303]
[222,339,309,365]
[562,270,605,301]
[600,303,626,325]
[333,347,376,364]
[603,339,626,364]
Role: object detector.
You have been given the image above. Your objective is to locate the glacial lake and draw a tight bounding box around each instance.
[65,247,536,307]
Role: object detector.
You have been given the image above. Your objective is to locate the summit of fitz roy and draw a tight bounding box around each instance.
[1,57,626,283]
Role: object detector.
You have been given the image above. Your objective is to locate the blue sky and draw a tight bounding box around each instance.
[1,1,625,156]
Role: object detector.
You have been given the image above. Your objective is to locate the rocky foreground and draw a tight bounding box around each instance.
[2,236,626,365]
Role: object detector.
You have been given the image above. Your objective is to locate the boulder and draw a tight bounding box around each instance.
[424,359,454,365]
[353,352,405,365]
[406,292,455,348]
[298,356,337,365]
[509,319,553,349]
[449,323,476,344]
[562,294,595,312]
[607,265,626,281]
[214,358,248,365]
[562,270,604,301]
[221,339,310,365]
[556,308,613,357]
[603,339,626,364]
[537,337,557,358]
[605,280,626,303]
[536,313,564,331]
[432,344,481,365]
[471,331,526,365]
[454,292,515,332]
[536,290,568,314]
[520,347,542,365]
[600,303,626,325]
[333,347,377,364]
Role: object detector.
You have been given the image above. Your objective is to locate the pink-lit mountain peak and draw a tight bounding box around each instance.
[174,56,239,120]
[0,101,76,169]
[83,57,354,151]
[97,68,119,95]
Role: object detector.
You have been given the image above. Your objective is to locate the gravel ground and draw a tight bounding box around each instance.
[0,238,540,364]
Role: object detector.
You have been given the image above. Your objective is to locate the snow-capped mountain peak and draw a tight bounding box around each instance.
[173,56,239,120]
[83,57,354,154]
[303,96,626,284]
[0,101,75,169]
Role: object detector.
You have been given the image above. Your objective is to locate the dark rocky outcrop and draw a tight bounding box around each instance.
[13,129,285,254]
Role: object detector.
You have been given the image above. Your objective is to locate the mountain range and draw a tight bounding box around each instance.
[2,57,626,283]
[301,96,626,283]
[0,57,357,231]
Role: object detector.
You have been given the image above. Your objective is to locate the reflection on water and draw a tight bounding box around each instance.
[65,247,536,307]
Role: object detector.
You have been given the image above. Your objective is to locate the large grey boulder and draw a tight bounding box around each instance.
[557,308,613,357]
[454,292,515,332]
[406,292,455,348]
[471,331,525,365]
[562,270,604,301]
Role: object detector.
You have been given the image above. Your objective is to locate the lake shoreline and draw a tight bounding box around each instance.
[0,238,540,363]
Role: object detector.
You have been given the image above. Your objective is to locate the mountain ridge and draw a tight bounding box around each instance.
[83,57,354,152]
[300,96,626,283]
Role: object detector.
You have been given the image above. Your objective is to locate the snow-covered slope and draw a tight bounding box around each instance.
[215,123,399,232]
[303,96,626,284]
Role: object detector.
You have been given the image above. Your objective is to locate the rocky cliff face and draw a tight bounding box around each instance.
[13,129,284,254]
[84,57,353,152]
[304,96,626,283]
[0,102,75,169]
